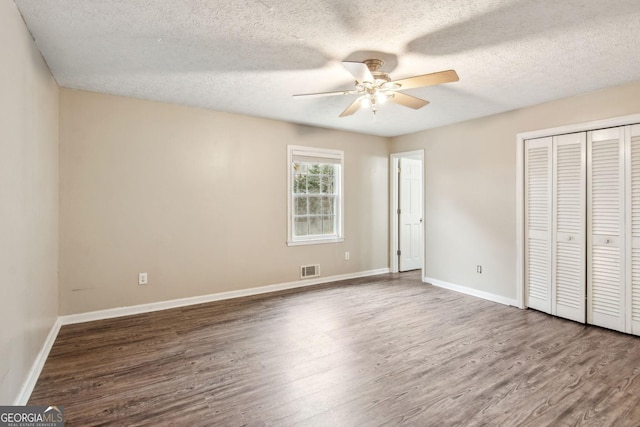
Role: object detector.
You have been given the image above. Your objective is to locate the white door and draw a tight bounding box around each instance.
[552,132,586,323]
[626,124,640,335]
[525,137,553,313]
[399,157,422,272]
[588,127,626,333]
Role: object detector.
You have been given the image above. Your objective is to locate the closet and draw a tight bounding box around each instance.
[524,124,640,335]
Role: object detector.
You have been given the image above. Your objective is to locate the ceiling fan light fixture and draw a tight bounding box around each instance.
[293,59,459,118]
[375,93,387,105]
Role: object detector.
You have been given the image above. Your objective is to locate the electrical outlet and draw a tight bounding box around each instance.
[138,272,148,285]
[345,251,350,260]
[476,265,482,274]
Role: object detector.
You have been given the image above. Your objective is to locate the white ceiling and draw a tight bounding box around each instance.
[14,0,640,137]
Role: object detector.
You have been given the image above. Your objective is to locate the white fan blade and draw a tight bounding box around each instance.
[342,61,374,83]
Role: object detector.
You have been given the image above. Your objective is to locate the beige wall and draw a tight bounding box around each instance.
[392,80,640,301]
[59,89,389,315]
[0,1,59,404]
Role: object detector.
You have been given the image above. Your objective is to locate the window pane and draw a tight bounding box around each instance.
[323,215,335,234]
[295,197,308,215]
[309,196,322,215]
[321,197,334,215]
[307,175,320,193]
[309,216,323,235]
[293,162,308,174]
[321,176,335,194]
[293,175,307,194]
[309,164,321,174]
[295,217,308,236]
[321,164,334,175]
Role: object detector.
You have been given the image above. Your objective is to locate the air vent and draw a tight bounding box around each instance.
[300,264,320,279]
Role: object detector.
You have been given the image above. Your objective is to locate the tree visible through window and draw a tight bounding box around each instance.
[288,146,343,245]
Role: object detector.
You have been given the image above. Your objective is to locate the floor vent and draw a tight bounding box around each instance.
[300,264,320,279]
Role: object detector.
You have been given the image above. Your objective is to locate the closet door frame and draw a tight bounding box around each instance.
[516,113,640,310]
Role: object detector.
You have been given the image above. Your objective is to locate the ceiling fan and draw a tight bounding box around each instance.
[293,59,459,117]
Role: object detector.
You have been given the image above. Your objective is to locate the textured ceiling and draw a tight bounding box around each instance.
[14,0,640,137]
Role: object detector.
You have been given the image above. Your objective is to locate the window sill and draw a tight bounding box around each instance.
[287,237,344,247]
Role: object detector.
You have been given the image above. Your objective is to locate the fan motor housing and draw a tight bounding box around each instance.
[363,59,391,82]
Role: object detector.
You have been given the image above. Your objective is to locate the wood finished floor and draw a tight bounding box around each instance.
[29,272,640,426]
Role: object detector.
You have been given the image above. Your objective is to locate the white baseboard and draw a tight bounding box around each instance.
[423,276,519,307]
[60,268,390,325]
[14,317,62,405]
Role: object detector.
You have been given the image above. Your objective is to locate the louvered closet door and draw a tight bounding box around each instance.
[627,124,640,335]
[588,127,626,332]
[552,133,586,323]
[525,137,552,313]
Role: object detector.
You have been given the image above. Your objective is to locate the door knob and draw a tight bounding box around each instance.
[567,236,573,241]
[604,239,610,244]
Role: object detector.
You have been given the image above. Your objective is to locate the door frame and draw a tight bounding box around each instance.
[390,150,425,274]
[515,113,640,310]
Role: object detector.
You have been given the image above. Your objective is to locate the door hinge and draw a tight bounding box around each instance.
[397,167,401,174]
[397,250,401,256]
[397,209,401,214]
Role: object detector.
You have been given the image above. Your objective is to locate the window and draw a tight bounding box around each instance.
[287,145,344,246]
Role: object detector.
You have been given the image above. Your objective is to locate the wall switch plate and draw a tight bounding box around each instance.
[139,272,148,285]
[476,265,482,274]
[345,251,350,260]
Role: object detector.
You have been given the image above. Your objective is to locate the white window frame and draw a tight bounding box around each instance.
[287,145,344,246]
